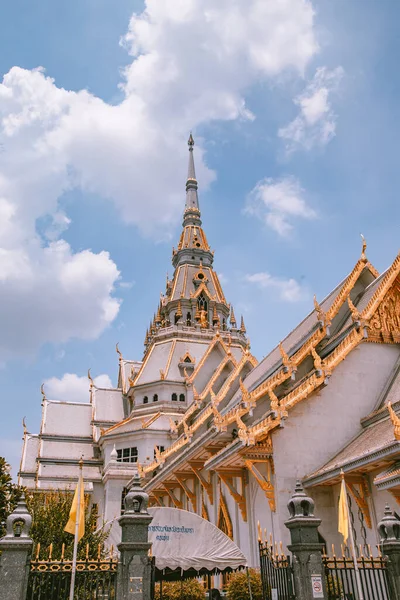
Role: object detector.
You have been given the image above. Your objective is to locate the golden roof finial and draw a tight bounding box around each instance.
[313,295,325,322]
[88,368,94,387]
[279,342,290,368]
[361,234,367,262]
[188,132,194,147]
[388,402,400,440]
[230,305,237,327]
[239,377,251,404]
[240,315,246,334]
[269,388,279,412]
[22,416,27,436]
[40,383,46,401]
[155,305,162,325]
[116,342,122,360]
[311,347,323,371]
[347,295,361,321]
[176,300,183,319]
[169,418,178,434]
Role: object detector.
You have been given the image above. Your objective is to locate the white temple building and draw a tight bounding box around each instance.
[19,136,400,565]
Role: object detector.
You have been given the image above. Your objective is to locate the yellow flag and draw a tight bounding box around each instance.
[338,473,348,543]
[64,470,85,542]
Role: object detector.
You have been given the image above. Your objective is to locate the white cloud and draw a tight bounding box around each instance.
[0,0,319,359]
[278,66,344,153]
[44,372,113,403]
[245,176,316,235]
[245,272,307,302]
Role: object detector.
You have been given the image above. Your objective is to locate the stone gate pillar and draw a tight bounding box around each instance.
[378,504,400,600]
[0,494,33,600]
[117,471,153,600]
[285,481,327,600]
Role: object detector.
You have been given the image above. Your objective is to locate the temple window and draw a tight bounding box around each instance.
[179,393,185,402]
[117,447,138,463]
[143,396,148,404]
[222,318,226,331]
[187,312,192,326]
[153,394,158,402]
[154,445,165,459]
[184,356,192,363]
[175,313,180,324]
[172,393,178,401]
[198,293,208,313]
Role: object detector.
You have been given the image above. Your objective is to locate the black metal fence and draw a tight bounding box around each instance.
[323,553,389,600]
[26,545,118,600]
[258,540,294,600]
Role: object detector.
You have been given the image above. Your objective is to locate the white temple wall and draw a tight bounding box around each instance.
[272,342,400,549]
[41,440,94,460]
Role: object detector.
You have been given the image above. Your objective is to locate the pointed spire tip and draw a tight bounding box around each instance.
[188,132,194,147]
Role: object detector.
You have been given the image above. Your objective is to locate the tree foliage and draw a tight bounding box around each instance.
[25,490,109,559]
[0,456,23,537]
[226,569,263,600]
[154,579,205,600]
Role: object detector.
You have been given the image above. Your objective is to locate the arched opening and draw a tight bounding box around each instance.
[186,312,192,326]
[143,396,148,404]
[179,393,185,402]
[172,393,178,401]
[153,394,158,402]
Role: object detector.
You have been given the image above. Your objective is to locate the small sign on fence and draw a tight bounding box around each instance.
[311,574,324,598]
[271,590,278,600]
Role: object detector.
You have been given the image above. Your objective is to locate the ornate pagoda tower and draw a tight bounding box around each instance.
[19,136,257,541]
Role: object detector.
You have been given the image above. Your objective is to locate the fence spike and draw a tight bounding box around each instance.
[269,532,273,549]
[377,544,382,557]
[257,520,262,542]
[368,543,372,558]
[279,541,284,557]
[332,543,336,557]
[359,544,364,558]
[98,543,101,560]
[61,543,65,561]
[86,543,89,560]
[48,543,53,560]
[110,544,114,559]
[36,543,40,560]
[341,543,344,557]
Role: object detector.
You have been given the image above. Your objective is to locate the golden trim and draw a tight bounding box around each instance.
[189,461,214,505]
[174,473,197,512]
[164,340,177,379]
[217,487,233,539]
[346,478,372,529]
[244,458,275,512]
[388,402,400,440]
[141,412,161,429]
[217,470,247,522]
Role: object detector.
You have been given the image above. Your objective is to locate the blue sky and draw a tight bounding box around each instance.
[0,0,399,477]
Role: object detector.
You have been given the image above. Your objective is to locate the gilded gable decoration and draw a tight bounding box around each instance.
[367,277,400,344]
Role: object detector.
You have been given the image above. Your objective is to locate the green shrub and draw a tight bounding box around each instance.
[155,579,205,600]
[226,569,262,600]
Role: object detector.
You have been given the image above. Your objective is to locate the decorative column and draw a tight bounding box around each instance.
[285,481,327,600]
[117,471,153,600]
[378,504,400,600]
[0,494,33,600]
